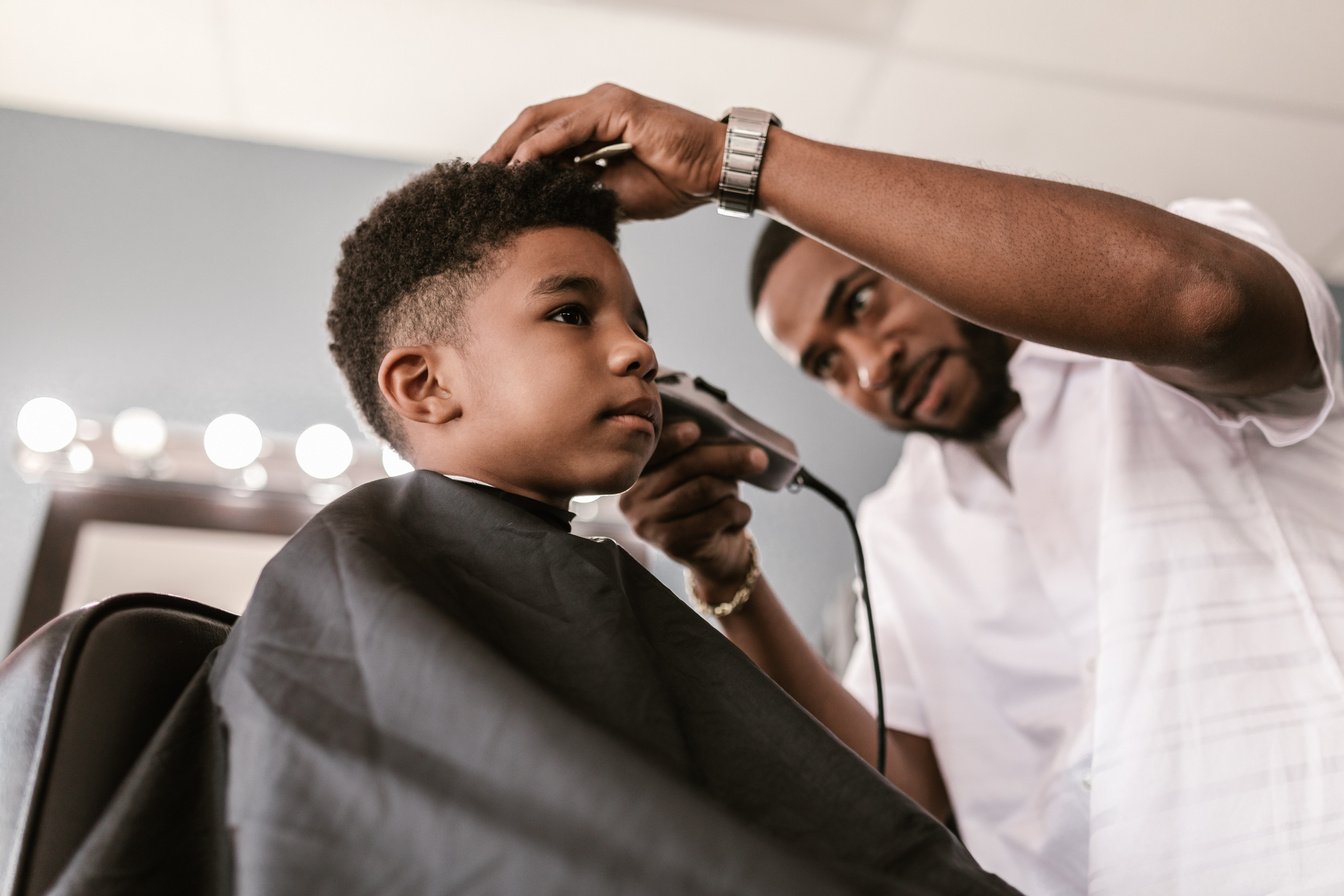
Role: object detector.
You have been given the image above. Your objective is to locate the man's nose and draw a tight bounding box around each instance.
[840,334,895,393]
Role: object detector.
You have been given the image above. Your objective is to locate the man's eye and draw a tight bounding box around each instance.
[549,305,590,326]
[814,349,838,380]
[847,284,875,318]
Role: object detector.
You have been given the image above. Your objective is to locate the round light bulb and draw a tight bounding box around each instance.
[241,463,269,491]
[203,414,263,470]
[111,407,167,460]
[381,446,414,477]
[17,397,78,453]
[67,442,94,473]
[295,423,353,480]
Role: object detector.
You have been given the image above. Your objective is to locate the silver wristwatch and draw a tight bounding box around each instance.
[717,107,781,218]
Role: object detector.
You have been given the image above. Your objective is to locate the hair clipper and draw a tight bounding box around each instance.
[655,371,802,492]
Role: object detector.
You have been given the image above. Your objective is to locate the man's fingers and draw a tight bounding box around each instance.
[480,93,588,163]
[482,84,637,166]
[639,441,769,502]
[637,474,740,525]
[647,440,768,494]
[636,498,754,564]
[510,107,622,166]
[646,420,701,467]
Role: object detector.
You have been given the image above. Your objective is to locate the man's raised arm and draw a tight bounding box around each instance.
[484,83,1316,398]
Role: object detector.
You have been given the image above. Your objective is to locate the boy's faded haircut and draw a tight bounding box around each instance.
[328,159,620,454]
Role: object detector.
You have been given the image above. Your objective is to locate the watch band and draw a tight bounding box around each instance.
[717,107,781,218]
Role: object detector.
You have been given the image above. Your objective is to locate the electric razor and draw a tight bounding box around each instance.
[655,370,803,492]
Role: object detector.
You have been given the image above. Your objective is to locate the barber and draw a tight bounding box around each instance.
[484,84,1344,896]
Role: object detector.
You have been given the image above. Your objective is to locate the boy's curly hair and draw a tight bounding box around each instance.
[328,159,620,454]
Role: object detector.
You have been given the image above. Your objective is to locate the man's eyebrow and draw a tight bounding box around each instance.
[531,273,602,298]
[822,266,870,322]
[799,266,869,373]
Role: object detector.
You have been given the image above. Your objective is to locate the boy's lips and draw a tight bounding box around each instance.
[602,396,660,435]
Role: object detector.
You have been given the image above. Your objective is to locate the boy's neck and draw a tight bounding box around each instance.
[438,473,576,530]
[413,458,573,509]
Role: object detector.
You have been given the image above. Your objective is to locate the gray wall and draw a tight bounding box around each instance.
[0,108,901,651]
[6,108,1340,654]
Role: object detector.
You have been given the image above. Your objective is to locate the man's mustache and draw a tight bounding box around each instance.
[890,348,954,418]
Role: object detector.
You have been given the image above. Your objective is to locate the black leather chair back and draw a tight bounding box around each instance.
[0,594,235,896]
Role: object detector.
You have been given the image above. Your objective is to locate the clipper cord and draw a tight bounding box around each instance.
[793,468,886,777]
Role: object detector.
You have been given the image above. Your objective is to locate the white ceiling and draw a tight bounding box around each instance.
[3,0,1342,280]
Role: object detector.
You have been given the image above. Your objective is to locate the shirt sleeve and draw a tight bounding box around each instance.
[841,498,929,738]
[1162,197,1341,447]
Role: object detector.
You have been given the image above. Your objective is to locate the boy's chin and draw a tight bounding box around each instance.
[567,466,645,504]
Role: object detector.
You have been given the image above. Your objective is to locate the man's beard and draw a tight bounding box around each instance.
[900,320,1019,443]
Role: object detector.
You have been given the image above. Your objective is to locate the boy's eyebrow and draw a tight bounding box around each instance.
[531,273,602,298]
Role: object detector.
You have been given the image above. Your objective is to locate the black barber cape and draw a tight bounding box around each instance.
[50,472,1020,895]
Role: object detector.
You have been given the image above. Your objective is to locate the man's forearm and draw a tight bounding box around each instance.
[698,571,951,820]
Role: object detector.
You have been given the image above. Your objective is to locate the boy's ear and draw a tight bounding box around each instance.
[378,346,463,425]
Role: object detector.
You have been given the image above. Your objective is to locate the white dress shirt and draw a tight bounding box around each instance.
[843,199,1344,895]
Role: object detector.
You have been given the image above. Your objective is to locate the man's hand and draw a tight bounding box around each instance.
[619,420,769,585]
[482,83,725,220]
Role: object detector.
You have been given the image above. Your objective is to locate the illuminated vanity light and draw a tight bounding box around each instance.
[204,414,263,470]
[381,446,414,477]
[67,442,94,474]
[295,423,353,480]
[112,407,168,460]
[306,481,346,506]
[17,397,78,453]
[241,463,269,491]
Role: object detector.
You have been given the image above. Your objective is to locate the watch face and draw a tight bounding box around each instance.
[722,107,781,130]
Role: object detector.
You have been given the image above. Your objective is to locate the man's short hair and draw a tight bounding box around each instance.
[749,219,804,311]
[328,160,620,454]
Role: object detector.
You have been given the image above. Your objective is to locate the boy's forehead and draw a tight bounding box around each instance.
[502,227,640,303]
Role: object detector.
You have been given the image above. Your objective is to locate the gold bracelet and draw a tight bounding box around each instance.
[685,533,761,618]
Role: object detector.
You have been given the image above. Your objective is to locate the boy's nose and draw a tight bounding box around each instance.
[611,332,658,380]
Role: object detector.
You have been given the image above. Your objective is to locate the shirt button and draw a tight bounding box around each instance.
[1081,772,1093,791]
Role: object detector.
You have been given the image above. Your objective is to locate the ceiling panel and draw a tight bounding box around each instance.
[1321,243,1344,284]
[0,0,235,133]
[220,0,886,161]
[850,55,1344,274]
[538,0,908,44]
[897,0,1344,118]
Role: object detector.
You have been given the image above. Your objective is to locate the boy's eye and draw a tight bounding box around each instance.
[548,305,590,326]
[846,284,875,318]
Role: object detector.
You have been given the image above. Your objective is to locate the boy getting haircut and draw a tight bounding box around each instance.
[202,162,1020,895]
[328,159,619,456]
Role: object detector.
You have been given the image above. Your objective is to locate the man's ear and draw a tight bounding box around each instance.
[378,346,463,425]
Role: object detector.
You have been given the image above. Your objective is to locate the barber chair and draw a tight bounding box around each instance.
[0,594,235,896]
